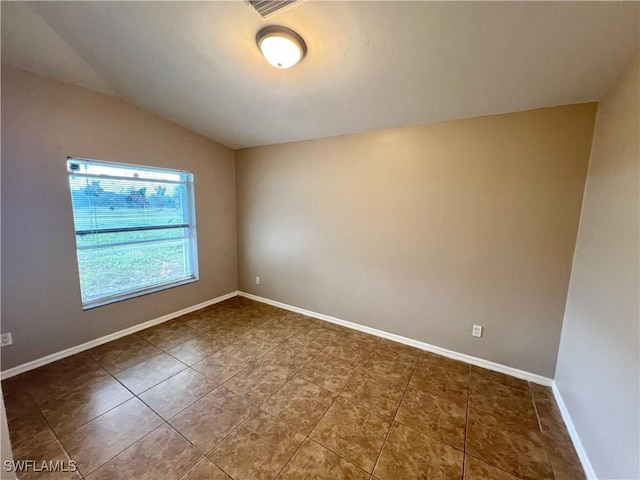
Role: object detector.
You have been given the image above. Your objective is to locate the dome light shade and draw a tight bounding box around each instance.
[256,26,307,69]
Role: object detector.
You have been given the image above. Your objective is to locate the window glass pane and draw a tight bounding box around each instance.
[77,238,192,303]
[67,158,197,308]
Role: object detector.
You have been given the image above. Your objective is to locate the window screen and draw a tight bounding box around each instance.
[67,158,198,309]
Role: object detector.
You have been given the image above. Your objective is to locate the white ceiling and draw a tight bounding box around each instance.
[2,1,638,149]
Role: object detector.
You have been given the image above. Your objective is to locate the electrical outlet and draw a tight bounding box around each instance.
[472,325,483,338]
[255,276,261,285]
[0,332,13,347]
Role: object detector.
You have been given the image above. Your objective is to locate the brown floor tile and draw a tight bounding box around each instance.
[529,382,555,402]
[321,340,373,367]
[207,334,279,367]
[340,368,408,418]
[169,386,256,453]
[18,353,98,385]
[298,351,357,393]
[277,438,369,480]
[7,410,57,458]
[469,376,538,424]
[395,384,467,449]
[114,352,187,394]
[258,316,310,339]
[2,378,39,422]
[209,411,306,480]
[240,327,286,348]
[207,328,251,348]
[138,322,200,350]
[39,376,133,436]
[225,362,294,406]
[533,395,575,451]
[361,349,416,383]
[21,354,111,404]
[87,335,163,374]
[139,368,218,419]
[316,321,349,333]
[420,351,470,372]
[377,339,422,358]
[470,365,529,391]
[244,326,289,345]
[373,422,463,480]
[191,348,251,385]
[409,361,469,403]
[239,315,276,329]
[180,459,232,480]
[27,367,112,408]
[58,398,163,476]
[283,311,316,323]
[85,424,203,480]
[261,377,336,435]
[258,339,322,371]
[13,440,82,480]
[310,396,392,473]
[166,335,227,365]
[531,390,560,417]
[466,408,553,480]
[413,353,469,376]
[464,455,520,480]
[548,445,586,480]
[197,321,255,340]
[183,314,226,334]
[342,330,381,349]
[288,325,340,350]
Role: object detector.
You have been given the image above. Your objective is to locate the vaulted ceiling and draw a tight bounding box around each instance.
[2,1,638,149]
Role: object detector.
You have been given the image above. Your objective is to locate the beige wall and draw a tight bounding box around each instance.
[555,60,639,479]
[237,104,597,377]
[1,67,238,370]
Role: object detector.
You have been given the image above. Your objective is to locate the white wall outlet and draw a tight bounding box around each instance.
[472,325,483,338]
[0,332,13,347]
[255,276,261,285]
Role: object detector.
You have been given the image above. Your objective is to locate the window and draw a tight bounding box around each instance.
[67,158,198,309]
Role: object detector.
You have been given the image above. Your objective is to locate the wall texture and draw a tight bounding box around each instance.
[237,104,597,378]
[1,67,238,370]
[555,60,639,479]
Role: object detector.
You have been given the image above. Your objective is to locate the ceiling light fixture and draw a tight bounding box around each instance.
[256,25,307,69]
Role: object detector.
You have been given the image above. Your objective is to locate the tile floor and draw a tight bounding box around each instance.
[2,297,585,480]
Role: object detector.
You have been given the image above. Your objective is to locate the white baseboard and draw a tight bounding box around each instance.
[238,291,553,386]
[0,291,239,380]
[551,382,597,479]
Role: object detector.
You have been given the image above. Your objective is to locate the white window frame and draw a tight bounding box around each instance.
[67,157,199,309]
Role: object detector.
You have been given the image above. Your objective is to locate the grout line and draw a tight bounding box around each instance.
[270,340,411,475]
[369,351,420,476]
[136,367,218,423]
[177,457,206,480]
[288,345,376,473]
[462,364,471,479]
[529,385,560,480]
[22,369,138,467]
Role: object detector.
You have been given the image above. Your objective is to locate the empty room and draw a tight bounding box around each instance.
[0,1,638,479]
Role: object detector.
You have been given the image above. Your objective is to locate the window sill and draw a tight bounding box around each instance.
[81,276,198,310]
